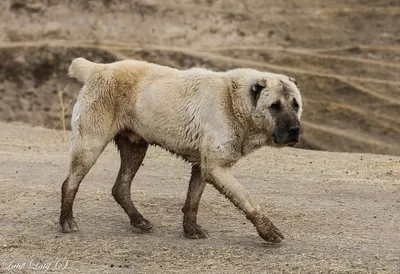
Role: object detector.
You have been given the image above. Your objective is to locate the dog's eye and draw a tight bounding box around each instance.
[293,98,299,111]
[270,101,281,111]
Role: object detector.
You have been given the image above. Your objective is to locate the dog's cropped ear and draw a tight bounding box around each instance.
[289,77,299,89]
[250,82,265,106]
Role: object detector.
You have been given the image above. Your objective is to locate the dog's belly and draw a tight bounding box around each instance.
[151,140,201,164]
[124,129,201,164]
[164,147,201,164]
[151,137,201,164]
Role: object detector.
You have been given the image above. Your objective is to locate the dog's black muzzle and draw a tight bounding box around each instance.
[273,125,301,146]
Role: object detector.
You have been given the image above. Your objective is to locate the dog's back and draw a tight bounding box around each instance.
[68,58,217,160]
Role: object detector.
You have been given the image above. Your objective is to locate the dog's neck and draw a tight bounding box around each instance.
[222,82,271,157]
[225,80,253,131]
[241,129,271,156]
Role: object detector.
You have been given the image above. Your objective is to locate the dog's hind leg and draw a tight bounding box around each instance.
[112,134,152,231]
[60,130,113,233]
[182,165,208,239]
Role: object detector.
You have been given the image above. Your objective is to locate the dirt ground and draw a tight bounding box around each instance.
[0,123,399,273]
[1,0,400,273]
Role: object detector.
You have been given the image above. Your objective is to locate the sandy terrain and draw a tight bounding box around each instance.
[1,0,400,273]
[0,122,399,273]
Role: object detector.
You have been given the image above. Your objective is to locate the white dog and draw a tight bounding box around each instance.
[60,58,302,243]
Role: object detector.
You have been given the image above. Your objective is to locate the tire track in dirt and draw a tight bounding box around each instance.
[210,45,400,68]
[312,44,400,53]
[118,1,400,16]
[2,40,400,75]
[302,121,400,155]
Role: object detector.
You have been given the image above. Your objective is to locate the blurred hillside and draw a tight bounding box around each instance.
[0,0,399,155]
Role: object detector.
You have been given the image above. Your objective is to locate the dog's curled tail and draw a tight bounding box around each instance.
[69,57,97,84]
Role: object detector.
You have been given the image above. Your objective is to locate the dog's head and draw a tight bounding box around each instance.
[232,70,303,147]
[251,74,302,146]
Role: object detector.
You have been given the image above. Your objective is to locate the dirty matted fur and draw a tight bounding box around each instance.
[60,57,303,243]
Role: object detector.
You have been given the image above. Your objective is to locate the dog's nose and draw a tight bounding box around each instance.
[288,126,300,141]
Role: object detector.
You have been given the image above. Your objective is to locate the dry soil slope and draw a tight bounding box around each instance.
[0,0,399,156]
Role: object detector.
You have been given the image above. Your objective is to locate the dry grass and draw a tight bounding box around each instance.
[57,85,69,143]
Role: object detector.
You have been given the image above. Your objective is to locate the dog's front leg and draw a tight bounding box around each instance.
[204,166,284,243]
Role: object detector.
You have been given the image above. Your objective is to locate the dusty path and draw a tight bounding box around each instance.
[0,122,399,273]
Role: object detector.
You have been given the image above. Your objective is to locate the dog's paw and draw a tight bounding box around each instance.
[257,222,284,243]
[184,223,208,239]
[250,212,285,243]
[60,218,79,233]
[131,218,153,232]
